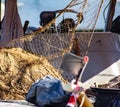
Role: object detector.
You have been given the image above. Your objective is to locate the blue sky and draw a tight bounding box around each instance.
[1,0,120,29]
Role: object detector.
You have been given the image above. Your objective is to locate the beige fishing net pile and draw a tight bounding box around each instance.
[0,48,68,100]
[0,0,104,100]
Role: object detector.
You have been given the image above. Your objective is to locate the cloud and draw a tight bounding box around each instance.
[1,2,5,21]
[17,2,24,7]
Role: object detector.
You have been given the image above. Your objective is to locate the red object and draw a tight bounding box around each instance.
[66,94,76,107]
[84,56,89,63]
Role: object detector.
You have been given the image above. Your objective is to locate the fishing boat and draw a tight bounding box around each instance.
[0,0,120,106]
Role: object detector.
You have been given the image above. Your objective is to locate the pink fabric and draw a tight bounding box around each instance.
[0,0,23,47]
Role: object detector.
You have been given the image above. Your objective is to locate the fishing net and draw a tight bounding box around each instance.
[0,48,67,100]
[0,0,104,100]
[6,0,104,69]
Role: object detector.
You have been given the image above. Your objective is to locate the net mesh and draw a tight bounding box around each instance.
[0,0,105,100]
[6,0,104,69]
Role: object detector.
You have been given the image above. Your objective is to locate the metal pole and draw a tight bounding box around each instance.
[104,0,117,31]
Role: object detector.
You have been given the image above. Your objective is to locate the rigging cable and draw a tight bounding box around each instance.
[103,1,110,23]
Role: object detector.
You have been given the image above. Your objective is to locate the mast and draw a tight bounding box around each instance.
[104,0,117,31]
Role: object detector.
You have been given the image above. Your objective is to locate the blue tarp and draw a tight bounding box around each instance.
[26,76,70,107]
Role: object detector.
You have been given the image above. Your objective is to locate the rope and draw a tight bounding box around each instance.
[85,0,104,55]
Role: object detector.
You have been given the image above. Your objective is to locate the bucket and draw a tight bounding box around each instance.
[60,53,84,76]
[91,87,120,107]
